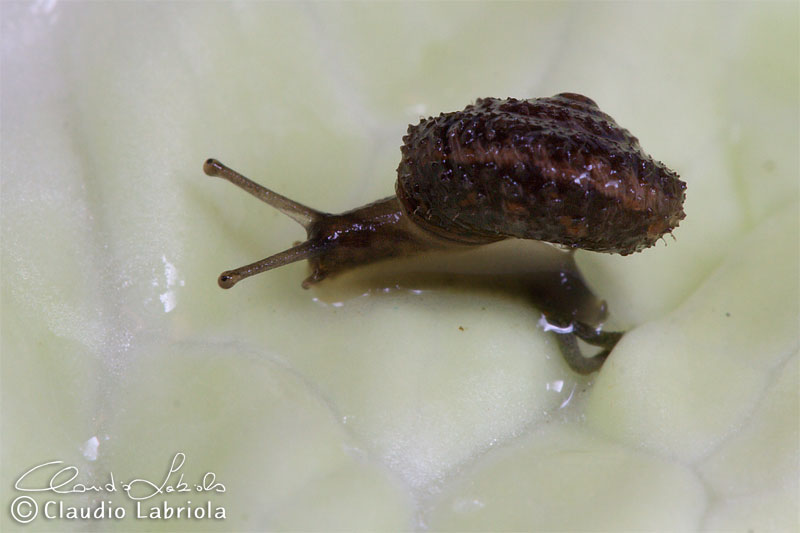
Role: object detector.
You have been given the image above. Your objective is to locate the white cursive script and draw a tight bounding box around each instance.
[14,453,226,501]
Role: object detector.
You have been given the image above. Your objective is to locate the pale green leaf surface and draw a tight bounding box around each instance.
[2,2,798,531]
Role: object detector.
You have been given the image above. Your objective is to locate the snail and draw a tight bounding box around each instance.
[204,93,686,373]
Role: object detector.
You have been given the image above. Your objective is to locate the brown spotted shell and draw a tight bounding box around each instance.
[396,93,686,254]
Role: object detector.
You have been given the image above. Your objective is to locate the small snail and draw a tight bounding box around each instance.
[204,93,686,373]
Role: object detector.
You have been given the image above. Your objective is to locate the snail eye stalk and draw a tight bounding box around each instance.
[203,159,328,288]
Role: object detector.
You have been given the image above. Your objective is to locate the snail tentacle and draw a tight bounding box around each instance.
[204,158,322,229]
[217,238,331,289]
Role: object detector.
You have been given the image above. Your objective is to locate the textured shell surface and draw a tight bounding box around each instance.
[396,93,686,254]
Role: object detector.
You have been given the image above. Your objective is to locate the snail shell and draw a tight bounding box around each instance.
[396,93,686,254]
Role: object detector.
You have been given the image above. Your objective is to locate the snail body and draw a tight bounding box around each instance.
[203,93,686,374]
[204,93,685,289]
